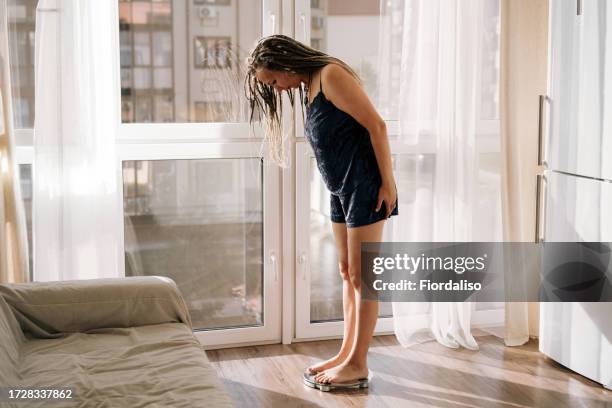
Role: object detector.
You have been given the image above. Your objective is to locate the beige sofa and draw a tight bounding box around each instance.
[0,276,234,408]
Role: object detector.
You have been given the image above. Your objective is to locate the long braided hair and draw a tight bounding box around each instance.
[245,35,361,167]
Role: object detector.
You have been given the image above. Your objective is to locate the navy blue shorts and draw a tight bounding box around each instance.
[330,176,399,228]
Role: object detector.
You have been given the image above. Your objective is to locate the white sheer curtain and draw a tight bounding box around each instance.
[33,0,120,281]
[379,0,515,349]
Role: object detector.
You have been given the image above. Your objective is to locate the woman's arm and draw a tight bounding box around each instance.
[321,64,397,218]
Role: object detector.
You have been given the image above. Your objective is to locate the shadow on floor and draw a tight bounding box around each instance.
[369,351,610,408]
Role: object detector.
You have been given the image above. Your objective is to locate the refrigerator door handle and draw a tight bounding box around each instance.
[537,95,549,168]
[535,174,548,243]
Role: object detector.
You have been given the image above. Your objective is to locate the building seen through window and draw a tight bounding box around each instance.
[7,0,37,129]
[118,0,260,123]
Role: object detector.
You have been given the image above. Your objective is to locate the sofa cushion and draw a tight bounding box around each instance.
[0,277,192,338]
[0,296,23,388]
[17,322,234,407]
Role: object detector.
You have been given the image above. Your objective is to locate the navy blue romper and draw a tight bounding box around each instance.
[304,70,399,228]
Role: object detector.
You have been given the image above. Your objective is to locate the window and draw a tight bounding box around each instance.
[116,1,280,346]
[122,158,264,330]
[304,0,385,120]
[118,0,261,124]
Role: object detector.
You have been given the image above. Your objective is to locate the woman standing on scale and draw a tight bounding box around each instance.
[245,35,398,390]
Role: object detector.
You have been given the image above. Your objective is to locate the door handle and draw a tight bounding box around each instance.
[270,251,278,282]
[537,95,549,168]
[297,252,307,281]
[535,174,548,243]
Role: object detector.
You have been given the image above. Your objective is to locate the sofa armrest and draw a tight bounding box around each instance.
[0,276,193,338]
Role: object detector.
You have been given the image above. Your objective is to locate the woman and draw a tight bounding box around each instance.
[245,35,398,388]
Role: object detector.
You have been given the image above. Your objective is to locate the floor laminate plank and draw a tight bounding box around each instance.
[206,335,612,408]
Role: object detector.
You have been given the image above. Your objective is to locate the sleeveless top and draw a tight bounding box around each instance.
[304,69,380,195]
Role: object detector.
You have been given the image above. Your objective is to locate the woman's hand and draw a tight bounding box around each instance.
[376,182,397,219]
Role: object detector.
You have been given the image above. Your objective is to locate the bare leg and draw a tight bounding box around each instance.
[308,221,357,373]
[315,219,385,384]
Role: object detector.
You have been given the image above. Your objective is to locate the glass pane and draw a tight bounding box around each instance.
[119,0,262,124]
[121,68,132,88]
[134,95,153,122]
[308,157,392,322]
[133,67,152,89]
[18,164,33,279]
[120,31,133,67]
[309,0,390,120]
[122,158,264,331]
[151,1,172,25]
[153,67,172,89]
[154,94,173,122]
[133,32,151,66]
[122,99,134,122]
[152,31,172,67]
[7,0,39,129]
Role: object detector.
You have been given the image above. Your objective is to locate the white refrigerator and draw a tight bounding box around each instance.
[538,0,611,389]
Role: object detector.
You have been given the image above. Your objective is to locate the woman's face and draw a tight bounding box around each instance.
[255,68,303,92]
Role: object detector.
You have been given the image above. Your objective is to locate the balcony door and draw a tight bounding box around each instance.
[292,0,397,339]
[115,0,282,347]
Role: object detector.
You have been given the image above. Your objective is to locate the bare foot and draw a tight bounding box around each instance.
[314,362,369,384]
[306,353,349,374]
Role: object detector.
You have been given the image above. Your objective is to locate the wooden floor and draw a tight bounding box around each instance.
[206,335,612,408]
